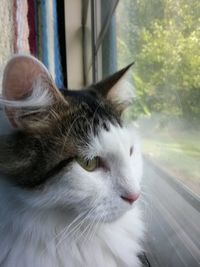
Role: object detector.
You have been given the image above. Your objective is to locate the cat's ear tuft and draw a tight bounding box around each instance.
[1,55,67,130]
[91,63,135,114]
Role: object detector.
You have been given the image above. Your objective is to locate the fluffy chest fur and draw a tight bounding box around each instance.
[0,183,144,267]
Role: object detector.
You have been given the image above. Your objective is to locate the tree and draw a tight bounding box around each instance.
[116,0,200,124]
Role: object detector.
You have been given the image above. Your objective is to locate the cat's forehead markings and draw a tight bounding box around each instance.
[61,91,121,141]
[82,122,131,161]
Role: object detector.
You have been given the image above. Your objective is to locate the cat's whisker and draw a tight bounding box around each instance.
[57,198,100,246]
[56,210,87,240]
[69,202,100,241]
[76,218,95,244]
[88,213,103,242]
[83,215,99,244]
[80,214,100,248]
[83,207,105,246]
[40,210,89,255]
[56,209,92,247]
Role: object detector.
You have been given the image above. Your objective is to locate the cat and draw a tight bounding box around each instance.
[0,55,144,267]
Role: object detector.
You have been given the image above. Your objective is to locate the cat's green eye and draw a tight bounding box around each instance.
[76,157,99,172]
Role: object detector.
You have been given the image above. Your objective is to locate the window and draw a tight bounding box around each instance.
[116,1,200,266]
[82,0,200,266]
[82,0,119,84]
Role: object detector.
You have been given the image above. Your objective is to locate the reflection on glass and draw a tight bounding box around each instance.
[116,0,200,196]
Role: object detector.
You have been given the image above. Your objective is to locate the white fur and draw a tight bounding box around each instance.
[0,82,53,109]
[107,74,135,108]
[0,123,144,267]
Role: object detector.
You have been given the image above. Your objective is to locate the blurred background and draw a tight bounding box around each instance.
[0,0,199,266]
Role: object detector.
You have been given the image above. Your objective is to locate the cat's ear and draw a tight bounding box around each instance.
[91,63,135,113]
[1,55,67,131]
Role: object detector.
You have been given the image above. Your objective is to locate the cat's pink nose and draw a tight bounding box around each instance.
[121,192,140,204]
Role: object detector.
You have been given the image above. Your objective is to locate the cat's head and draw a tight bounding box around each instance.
[0,55,142,223]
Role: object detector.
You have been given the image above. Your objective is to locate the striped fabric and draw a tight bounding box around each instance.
[15,0,30,53]
[35,0,64,88]
[27,0,37,56]
[0,0,64,91]
[53,0,64,88]
[0,0,15,90]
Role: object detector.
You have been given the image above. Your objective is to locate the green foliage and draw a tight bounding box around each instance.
[116,0,200,124]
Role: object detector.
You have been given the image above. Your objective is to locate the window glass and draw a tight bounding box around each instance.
[116,1,200,266]
[116,0,200,197]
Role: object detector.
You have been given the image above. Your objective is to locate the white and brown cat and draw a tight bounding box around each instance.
[0,55,144,267]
